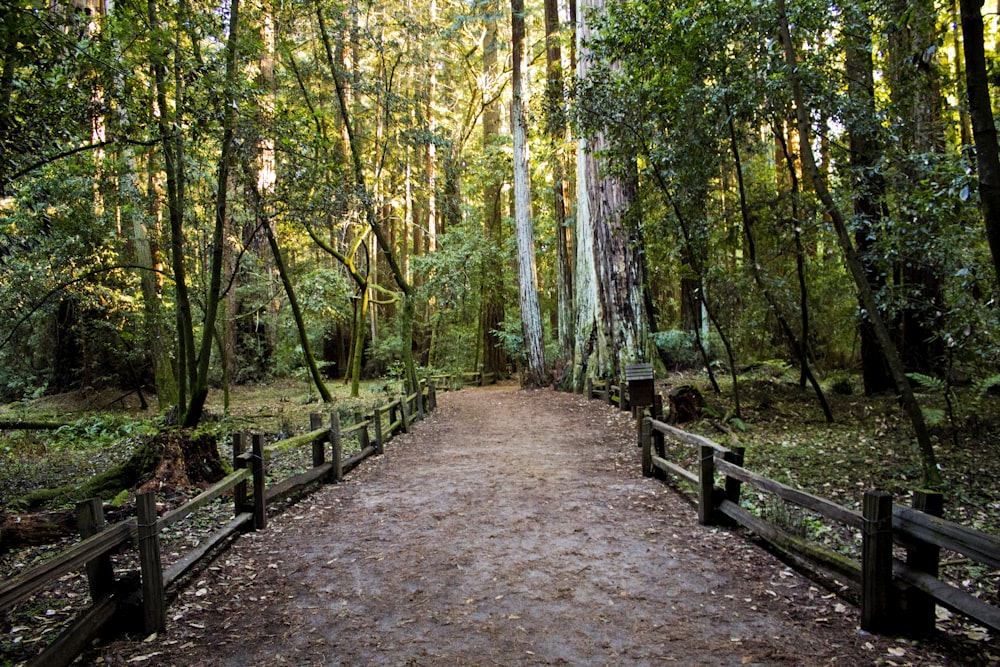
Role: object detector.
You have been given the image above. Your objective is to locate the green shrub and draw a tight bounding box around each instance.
[652,330,703,370]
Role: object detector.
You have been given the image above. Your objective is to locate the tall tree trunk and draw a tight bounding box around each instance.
[511,0,548,387]
[481,0,506,378]
[263,220,333,401]
[184,0,241,427]
[544,0,574,363]
[108,20,177,408]
[425,0,438,255]
[727,109,832,422]
[772,121,814,390]
[777,0,942,488]
[842,0,895,395]
[132,158,177,409]
[574,0,649,383]
[149,0,196,418]
[248,0,277,394]
[0,12,18,192]
[958,0,1000,289]
[887,0,946,376]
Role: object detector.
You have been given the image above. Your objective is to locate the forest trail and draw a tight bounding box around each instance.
[96,386,946,666]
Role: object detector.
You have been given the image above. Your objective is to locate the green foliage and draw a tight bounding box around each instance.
[48,414,158,452]
[973,374,1000,405]
[828,375,855,396]
[493,311,526,368]
[651,330,703,370]
[907,372,948,395]
[110,488,130,507]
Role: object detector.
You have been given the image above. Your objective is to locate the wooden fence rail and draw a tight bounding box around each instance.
[633,410,1000,636]
[1,379,442,667]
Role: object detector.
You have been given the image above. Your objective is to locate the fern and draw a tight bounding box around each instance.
[972,374,1000,405]
[906,372,947,394]
[920,407,947,426]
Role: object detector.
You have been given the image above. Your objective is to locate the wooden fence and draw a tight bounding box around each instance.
[0,380,439,667]
[456,370,499,387]
[586,377,629,409]
[635,413,1000,636]
[579,376,999,635]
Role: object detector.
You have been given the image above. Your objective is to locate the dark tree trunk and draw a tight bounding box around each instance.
[481,0,506,378]
[842,2,896,394]
[886,0,947,378]
[726,107,833,422]
[263,219,333,402]
[50,299,82,393]
[958,0,1000,289]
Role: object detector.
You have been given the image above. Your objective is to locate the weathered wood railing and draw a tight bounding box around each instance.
[460,370,499,387]
[638,414,1000,636]
[0,380,440,667]
[586,377,629,411]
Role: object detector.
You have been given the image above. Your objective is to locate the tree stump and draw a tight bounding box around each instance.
[669,385,705,423]
[136,429,227,494]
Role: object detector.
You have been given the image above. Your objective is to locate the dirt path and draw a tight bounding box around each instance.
[95,386,960,666]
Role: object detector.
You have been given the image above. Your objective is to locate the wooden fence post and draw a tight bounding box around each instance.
[136,491,165,634]
[724,446,746,505]
[652,428,666,481]
[861,489,893,633]
[251,434,267,530]
[641,418,653,478]
[605,381,613,406]
[416,382,425,420]
[233,433,248,517]
[373,407,385,455]
[310,413,325,467]
[389,402,399,436]
[354,410,371,451]
[698,445,716,525]
[586,377,593,400]
[400,397,411,434]
[904,490,943,635]
[653,394,664,420]
[428,380,437,411]
[619,381,629,411]
[77,499,114,599]
[330,413,343,482]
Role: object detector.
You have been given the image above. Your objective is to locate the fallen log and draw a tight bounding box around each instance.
[1,507,132,551]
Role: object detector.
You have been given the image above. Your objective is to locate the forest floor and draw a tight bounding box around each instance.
[81,384,993,666]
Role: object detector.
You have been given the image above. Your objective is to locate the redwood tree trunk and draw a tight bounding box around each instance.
[544,0,574,364]
[573,0,650,384]
[481,0,506,378]
[511,0,548,387]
